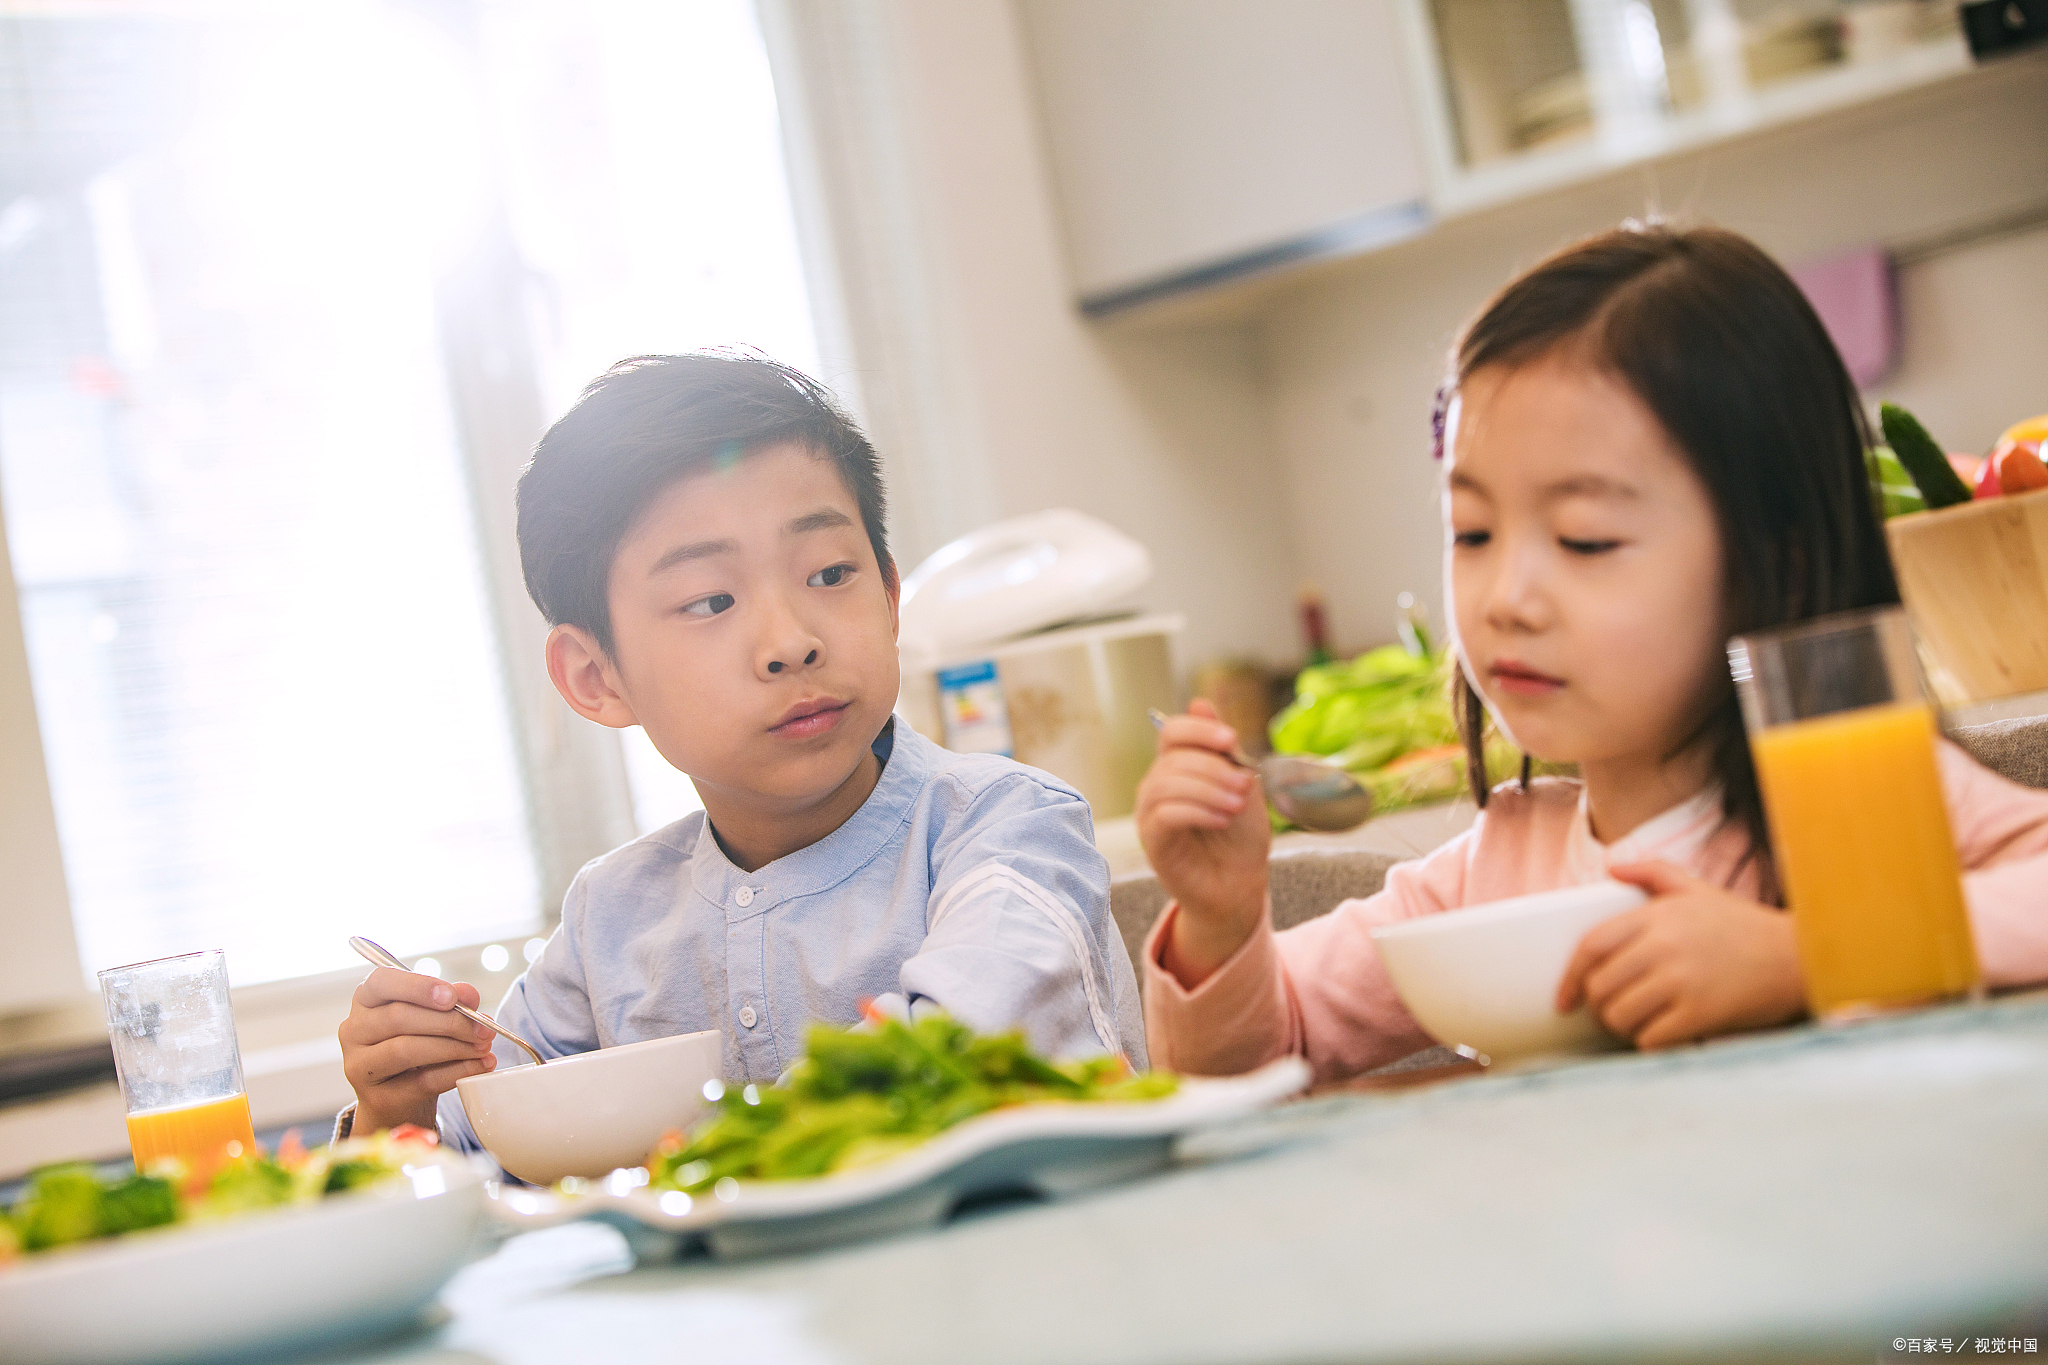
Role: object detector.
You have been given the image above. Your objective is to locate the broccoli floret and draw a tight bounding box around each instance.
[99,1173,179,1235]
[198,1154,293,1217]
[322,1158,386,1194]
[11,1164,106,1250]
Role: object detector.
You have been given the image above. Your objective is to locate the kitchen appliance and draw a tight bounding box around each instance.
[897,511,1178,819]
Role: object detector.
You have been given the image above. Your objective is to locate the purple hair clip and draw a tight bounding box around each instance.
[1429,380,1452,461]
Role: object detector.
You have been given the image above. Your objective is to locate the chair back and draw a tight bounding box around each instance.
[1953,714,2048,791]
[1110,847,1401,980]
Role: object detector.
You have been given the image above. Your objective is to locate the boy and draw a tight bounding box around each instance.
[337,353,1143,1146]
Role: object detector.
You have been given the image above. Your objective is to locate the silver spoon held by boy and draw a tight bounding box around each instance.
[347,935,548,1067]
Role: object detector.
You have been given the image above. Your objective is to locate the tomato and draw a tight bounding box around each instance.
[1948,452,1984,488]
[1976,452,2004,498]
[1993,440,2048,495]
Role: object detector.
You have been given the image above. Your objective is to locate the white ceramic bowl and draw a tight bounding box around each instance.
[456,1029,723,1185]
[1370,881,1648,1064]
[2,1157,482,1365]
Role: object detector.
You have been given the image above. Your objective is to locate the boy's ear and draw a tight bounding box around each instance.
[545,624,639,729]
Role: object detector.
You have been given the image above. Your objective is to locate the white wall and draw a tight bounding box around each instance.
[1254,62,2048,650]
[766,0,1303,671]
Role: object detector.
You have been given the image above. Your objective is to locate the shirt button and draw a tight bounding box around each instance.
[734,886,754,907]
[738,1005,758,1029]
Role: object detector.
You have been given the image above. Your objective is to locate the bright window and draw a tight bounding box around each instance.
[474,0,821,837]
[0,0,821,991]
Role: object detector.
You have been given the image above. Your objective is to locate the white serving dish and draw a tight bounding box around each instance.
[0,1156,483,1365]
[1371,881,1648,1064]
[457,1029,722,1186]
[486,1055,1310,1258]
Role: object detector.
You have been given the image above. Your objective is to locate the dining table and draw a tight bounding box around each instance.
[319,988,2048,1365]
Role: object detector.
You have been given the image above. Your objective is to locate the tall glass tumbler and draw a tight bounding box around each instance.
[99,949,257,1178]
[1728,606,1979,1019]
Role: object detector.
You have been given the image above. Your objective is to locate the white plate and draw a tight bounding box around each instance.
[486,1056,1310,1258]
[1,1157,485,1365]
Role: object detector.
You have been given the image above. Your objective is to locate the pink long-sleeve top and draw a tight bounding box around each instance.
[1142,741,2048,1084]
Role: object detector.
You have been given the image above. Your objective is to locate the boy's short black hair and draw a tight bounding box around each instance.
[516,351,895,658]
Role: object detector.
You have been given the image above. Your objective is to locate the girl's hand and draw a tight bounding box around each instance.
[1554,860,1806,1050]
[1135,699,1271,989]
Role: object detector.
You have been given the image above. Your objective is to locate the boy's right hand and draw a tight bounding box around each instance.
[1135,699,1271,989]
[338,968,497,1136]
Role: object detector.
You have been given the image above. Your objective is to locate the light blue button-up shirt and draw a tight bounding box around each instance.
[435,720,1145,1155]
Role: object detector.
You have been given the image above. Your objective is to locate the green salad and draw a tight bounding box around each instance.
[0,1126,439,1265]
[647,1015,1177,1193]
[1266,635,1530,823]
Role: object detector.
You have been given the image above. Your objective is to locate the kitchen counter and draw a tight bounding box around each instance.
[1094,799,1477,879]
[330,989,2048,1365]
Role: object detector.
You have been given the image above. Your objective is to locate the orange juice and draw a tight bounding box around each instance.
[126,1091,256,1179]
[1750,700,1978,1016]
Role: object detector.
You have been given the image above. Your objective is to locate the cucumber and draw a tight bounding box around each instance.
[1866,445,1925,519]
[1879,403,1972,509]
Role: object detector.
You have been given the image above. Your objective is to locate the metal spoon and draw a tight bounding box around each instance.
[1146,708,1375,833]
[348,935,548,1067]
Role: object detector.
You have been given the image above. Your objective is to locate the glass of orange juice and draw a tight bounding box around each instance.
[1728,606,1979,1020]
[99,949,256,1181]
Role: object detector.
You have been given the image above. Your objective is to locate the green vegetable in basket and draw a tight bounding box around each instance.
[647,1015,1177,1192]
[1866,445,1925,520]
[1880,403,1972,509]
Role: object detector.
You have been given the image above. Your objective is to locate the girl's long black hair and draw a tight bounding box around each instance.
[1440,223,1901,900]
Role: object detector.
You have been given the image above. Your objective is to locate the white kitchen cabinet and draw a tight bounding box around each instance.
[1408,0,1976,215]
[1016,0,1431,315]
[1017,0,1990,317]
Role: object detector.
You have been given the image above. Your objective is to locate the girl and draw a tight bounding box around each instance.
[1137,223,2048,1081]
